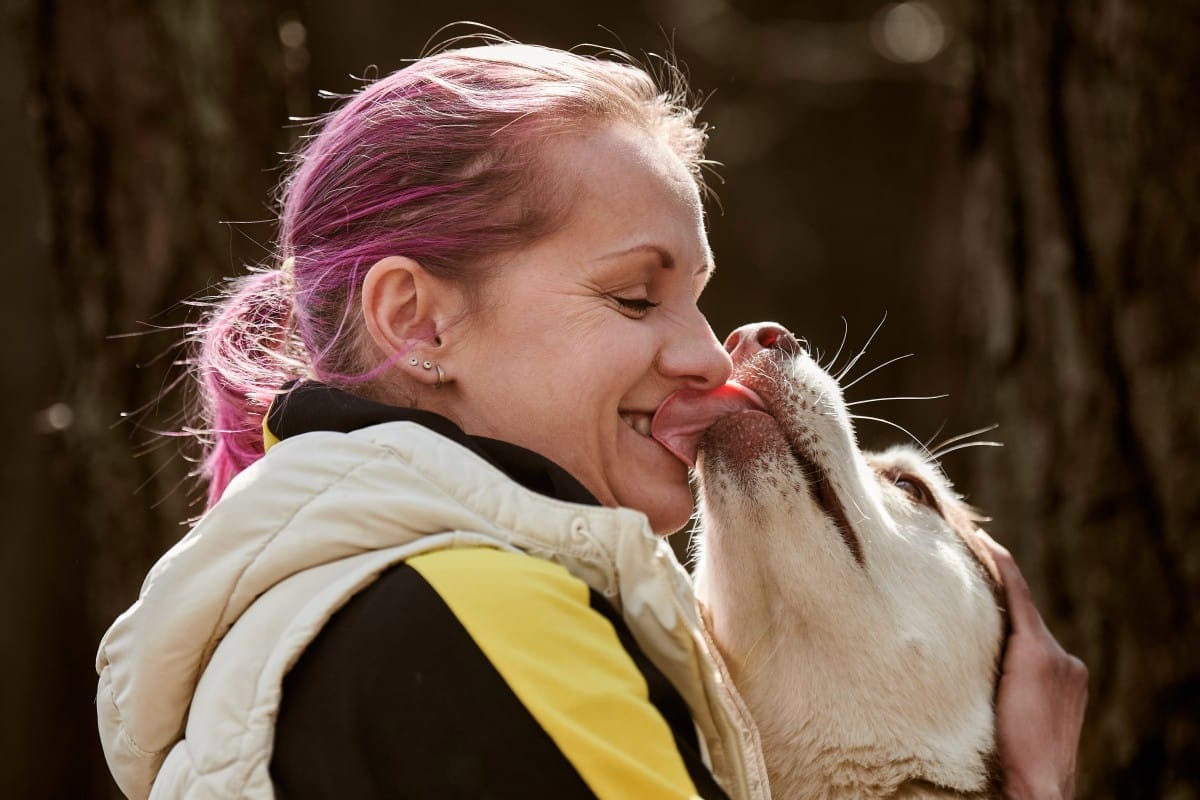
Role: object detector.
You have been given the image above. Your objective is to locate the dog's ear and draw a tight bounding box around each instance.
[945,499,1004,593]
[959,527,1011,700]
[963,527,1004,595]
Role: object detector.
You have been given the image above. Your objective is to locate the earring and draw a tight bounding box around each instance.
[408,354,447,389]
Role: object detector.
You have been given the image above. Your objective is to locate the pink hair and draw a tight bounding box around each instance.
[193,41,710,507]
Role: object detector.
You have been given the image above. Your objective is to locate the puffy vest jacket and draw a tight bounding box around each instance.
[96,421,770,799]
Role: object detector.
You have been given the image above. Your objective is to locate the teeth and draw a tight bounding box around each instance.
[620,413,653,437]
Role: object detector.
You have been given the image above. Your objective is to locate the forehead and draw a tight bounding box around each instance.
[539,123,712,268]
[549,122,700,199]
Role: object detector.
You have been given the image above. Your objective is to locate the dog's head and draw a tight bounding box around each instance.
[655,323,1006,798]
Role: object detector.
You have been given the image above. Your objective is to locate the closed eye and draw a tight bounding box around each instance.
[612,296,661,317]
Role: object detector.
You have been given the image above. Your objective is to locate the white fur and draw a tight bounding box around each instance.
[693,350,1004,800]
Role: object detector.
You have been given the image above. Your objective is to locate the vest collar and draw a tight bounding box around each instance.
[264,381,599,507]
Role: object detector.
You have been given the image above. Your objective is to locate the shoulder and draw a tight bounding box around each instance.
[274,547,721,799]
[405,547,714,796]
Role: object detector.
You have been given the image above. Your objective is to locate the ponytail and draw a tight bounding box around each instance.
[195,262,307,507]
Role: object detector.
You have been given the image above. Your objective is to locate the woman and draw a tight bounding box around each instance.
[96,41,1086,799]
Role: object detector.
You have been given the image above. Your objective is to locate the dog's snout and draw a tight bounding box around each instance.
[724,322,804,362]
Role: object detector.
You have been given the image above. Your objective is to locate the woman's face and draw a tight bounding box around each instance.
[439,123,732,533]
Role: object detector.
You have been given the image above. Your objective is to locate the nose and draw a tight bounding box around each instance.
[660,311,733,390]
[724,322,804,363]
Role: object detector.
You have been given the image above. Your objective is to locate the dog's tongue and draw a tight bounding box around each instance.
[652,382,767,467]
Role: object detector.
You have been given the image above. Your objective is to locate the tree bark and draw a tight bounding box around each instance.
[14,1,301,795]
[959,2,1200,796]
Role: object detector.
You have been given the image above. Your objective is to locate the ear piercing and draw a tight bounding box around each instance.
[408,356,446,389]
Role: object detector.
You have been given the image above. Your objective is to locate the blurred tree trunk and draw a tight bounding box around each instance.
[13,1,302,796]
[959,2,1200,797]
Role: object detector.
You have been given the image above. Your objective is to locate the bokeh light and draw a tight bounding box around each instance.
[871,2,947,64]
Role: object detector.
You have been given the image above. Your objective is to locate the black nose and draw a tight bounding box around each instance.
[724,322,804,362]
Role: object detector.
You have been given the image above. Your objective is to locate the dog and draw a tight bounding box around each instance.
[654,322,1007,799]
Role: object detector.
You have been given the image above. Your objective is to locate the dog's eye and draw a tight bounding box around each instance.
[894,475,934,507]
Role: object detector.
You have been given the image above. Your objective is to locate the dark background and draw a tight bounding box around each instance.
[2,0,1197,797]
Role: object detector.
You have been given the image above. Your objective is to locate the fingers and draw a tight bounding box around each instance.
[975,530,1043,636]
[979,534,1089,800]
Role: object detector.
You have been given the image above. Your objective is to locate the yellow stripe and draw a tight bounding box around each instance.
[262,410,280,452]
[408,548,701,800]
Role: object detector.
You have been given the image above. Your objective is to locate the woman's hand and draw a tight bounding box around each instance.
[979,532,1089,799]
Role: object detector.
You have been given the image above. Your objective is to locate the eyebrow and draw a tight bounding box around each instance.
[595,243,716,280]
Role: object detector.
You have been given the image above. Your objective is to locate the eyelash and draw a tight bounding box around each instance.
[612,296,661,316]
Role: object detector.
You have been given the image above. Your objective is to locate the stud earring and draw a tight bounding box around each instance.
[407,354,447,389]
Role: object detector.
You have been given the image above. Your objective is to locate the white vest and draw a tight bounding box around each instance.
[96,422,770,800]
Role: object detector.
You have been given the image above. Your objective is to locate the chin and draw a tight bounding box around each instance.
[633,484,695,535]
[606,444,693,533]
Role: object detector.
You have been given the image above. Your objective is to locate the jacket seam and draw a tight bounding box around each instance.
[99,673,159,759]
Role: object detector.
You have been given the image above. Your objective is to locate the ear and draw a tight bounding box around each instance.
[361,256,462,366]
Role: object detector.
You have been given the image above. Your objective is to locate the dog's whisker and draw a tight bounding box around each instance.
[921,420,950,452]
[835,311,887,383]
[928,424,1000,456]
[840,353,914,393]
[738,631,784,687]
[743,360,774,386]
[929,440,1003,460]
[846,393,948,407]
[846,493,870,524]
[849,413,930,453]
[822,315,850,373]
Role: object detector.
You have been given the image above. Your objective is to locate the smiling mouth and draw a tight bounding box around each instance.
[619,411,653,437]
